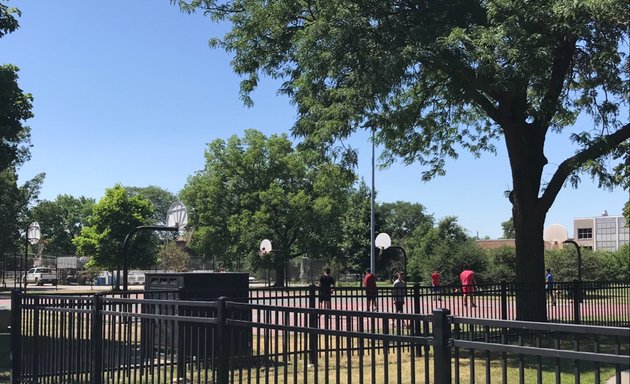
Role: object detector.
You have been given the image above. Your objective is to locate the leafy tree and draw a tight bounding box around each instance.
[158,242,191,272]
[409,216,485,285]
[126,185,177,225]
[180,129,356,286]
[30,195,95,256]
[73,185,156,273]
[485,246,517,282]
[377,201,433,278]
[1,2,33,172]
[338,181,371,273]
[178,0,629,321]
[500,218,515,239]
[0,167,44,269]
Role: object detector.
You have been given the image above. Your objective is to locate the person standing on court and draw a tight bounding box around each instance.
[363,268,378,311]
[545,268,556,306]
[318,267,335,309]
[392,272,406,313]
[459,265,477,307]
[431,270,442,301]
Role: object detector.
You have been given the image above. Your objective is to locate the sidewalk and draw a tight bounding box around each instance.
[607,371,630,384]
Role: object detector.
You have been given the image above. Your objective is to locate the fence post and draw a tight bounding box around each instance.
[500,281,508,320]
[216,296,229,384]
[413,283,423,356]
[308,284,318,364]
[572,280,581,324]
[433,308,451,384]
[32,296,40,381]
[90,293,103,384]
[10,289,22,384]
[433,308,452,384]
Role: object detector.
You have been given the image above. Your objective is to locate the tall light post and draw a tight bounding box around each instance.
[121,202,188,291]
[563,239,583,303]
[375,232,408,277]
[562,240,582,282]
[23,222,41,293]
[370,130,376,274]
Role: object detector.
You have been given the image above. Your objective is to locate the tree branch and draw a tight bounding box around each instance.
[540,123,630,212]
[537,38,576,126]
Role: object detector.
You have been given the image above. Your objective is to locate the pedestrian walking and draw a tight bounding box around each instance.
[363,268,378,311]
[459,265,476,307]
[431,270,442,301]
[319,267,335,309]
[392,272,406,313]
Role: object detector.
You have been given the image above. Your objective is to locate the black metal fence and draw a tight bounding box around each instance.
[250,281,630,326]
[10,289,630,384]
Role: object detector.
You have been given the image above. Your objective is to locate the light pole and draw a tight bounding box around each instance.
[370,130,376,275]
[375,232,408,277]
[121,202,188,291]
[563,239,583,303]
[23,222,41,293]
[563,240,582,282]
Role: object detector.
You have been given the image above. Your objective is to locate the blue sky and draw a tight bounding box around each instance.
[2,1,627,239]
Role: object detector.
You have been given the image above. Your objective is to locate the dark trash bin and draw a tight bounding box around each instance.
[142,272,251,363]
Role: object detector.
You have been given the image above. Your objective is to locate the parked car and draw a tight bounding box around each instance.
[26,267,58,286]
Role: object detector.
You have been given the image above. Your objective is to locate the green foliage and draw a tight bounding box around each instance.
[178,0,630,321]
[158,242,191,272]
[0,167,44,259]
[337,181,371,273]
[73,185,156,270]
[545,246,630,282]
[179,129,356,285]
[484,246,517,282]
[125,185,177,225]
[30,195,95,256]
[501,218,515,239]
[0,64,32,171]
[1,3,34,172]
[408,216,486,285]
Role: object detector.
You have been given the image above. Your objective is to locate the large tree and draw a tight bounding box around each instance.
[73,185,156,273]
[178,0,629,321]
[377,201,434,277]
[180,129,356,286]
[1,1,33,172]
[126,185,178,225]
[30,195,95,256]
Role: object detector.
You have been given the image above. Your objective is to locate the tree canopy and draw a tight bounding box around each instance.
[177,0,629,321]
[30,195,95,256]
[73,185,156,271]
[180,129,356,285]
[1,1,33,172]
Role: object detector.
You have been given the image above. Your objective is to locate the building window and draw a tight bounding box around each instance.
[577,228,593,239]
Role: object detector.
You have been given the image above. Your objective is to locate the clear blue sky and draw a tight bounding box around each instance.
[2,1,627,239]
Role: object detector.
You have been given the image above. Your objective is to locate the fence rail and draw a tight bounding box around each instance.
[249,281,630,326]
[10,288,630,384]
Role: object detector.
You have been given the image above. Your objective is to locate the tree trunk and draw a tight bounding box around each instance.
[505,117,549,322]
[513,209,547,322]
[273,263,286,287]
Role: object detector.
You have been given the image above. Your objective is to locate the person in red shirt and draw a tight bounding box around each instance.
[431,270,442,301]
[459,265,477,307]
[363,268,378,311]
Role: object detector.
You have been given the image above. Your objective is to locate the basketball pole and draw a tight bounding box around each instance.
[370,130,376,274]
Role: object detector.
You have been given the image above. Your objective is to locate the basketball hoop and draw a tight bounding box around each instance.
[259,239,272,257]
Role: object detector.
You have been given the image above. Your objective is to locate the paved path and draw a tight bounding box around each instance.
[606,370,630,384]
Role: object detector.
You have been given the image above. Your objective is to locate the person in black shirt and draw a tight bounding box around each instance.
[319,267,335,309]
